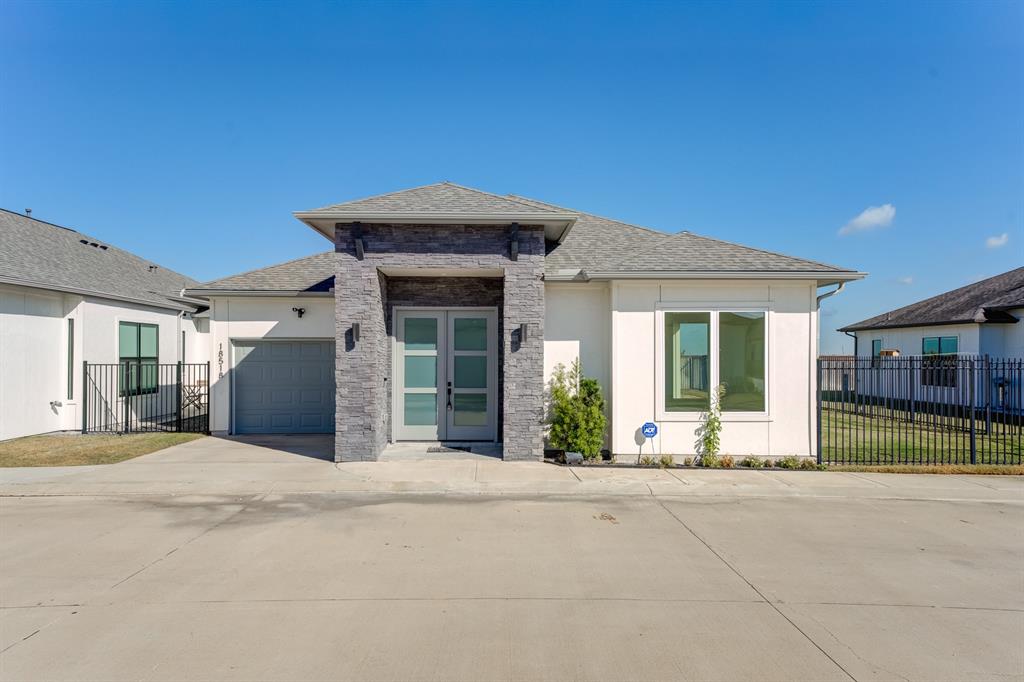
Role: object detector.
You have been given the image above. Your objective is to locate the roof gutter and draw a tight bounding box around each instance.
[547,270,867,283]
[183,289,334,298]
[0,275,196,312]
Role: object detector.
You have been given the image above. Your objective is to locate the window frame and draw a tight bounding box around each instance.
[871,339,883,367]
[118,321,159,396]
[655,305,770,422]
[921,334,959,388]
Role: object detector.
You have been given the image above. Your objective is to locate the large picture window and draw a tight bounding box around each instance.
[662,310,767,414]
[119,322,159,395]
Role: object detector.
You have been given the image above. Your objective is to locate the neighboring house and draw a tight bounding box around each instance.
[182,182,864,461]
[0,209,206,441]
[839,267,1024,361]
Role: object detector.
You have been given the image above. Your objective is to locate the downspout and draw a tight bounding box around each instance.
[812,282,846,459]
[843,330,858,358]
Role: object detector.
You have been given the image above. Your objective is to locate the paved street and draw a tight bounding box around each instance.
[1,436,1022,681]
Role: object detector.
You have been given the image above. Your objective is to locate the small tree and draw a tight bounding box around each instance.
[548,359,607,460]
[695,384,725,465]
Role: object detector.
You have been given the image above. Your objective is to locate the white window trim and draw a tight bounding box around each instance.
[655,305,771,422]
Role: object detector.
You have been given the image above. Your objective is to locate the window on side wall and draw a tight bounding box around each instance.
[119,322,159,395]
[871,339,883,367]
[662,310,767,415]
[921,335,958,388]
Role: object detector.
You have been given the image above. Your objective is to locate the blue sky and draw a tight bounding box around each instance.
[1,1,1021,354]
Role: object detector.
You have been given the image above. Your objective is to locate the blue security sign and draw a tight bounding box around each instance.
[641,422,658,439]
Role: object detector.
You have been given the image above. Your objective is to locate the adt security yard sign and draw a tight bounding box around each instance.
[641,422,658,439]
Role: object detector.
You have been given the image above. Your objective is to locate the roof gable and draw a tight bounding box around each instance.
[0,208,199,310]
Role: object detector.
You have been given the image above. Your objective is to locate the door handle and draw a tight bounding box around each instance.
[446,381,453,411]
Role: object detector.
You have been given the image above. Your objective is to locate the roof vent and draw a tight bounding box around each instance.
[25,208,32,217]
[79,239,108,250]
[148,265,158,272]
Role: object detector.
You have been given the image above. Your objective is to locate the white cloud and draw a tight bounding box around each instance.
[838,204,896,236]
[985,232,1009,249]
[896,276,913,285]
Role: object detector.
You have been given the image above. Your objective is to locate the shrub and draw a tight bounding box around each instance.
[775,456,801,469]
[683,457,693,466]
[739,456,764,469]
[763,459,774,468]
[548,360,608,461]
[720,455,735,468]
[695,385,725,466]
[659,454,675,468]
[799,459,825,471]
[639,455,657,466]
[698,452,721,468]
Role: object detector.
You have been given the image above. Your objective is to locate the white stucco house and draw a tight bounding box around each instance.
[840,268,1024,361]
[1,184,866,461]
[0,209,208,441]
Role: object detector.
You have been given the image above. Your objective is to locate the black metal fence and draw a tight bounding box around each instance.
[817,355,1022,465]
[82,361,210,434]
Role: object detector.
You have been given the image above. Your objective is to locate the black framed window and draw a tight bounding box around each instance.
[921,336,958,387]
[119,322,159,395]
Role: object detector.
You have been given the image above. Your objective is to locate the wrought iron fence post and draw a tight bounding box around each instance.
[816,358,823,464]
[984,354,992,436]
[81,361,88,434]
[205,362,212,435]
[176,362,183,433]
[969,358,977,464]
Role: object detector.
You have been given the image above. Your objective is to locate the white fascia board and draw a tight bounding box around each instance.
[184,289,334,298]
[293,212,578,243]
[0,275,194,312]
[545,270,868,284]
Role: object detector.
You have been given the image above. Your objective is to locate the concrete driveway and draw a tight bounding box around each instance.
[1,436,1022,681]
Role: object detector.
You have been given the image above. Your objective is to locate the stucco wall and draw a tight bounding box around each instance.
[207,296,335,433]
[544,283,612,445]
[609,280,817,459]
[979,309,1024,359]
[0,283,191,440]
[855,324,981,357]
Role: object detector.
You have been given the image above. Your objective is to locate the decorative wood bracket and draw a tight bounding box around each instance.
[508,222,519,261]
[351,222,365,260]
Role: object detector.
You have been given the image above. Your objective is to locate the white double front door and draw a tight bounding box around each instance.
[394,308,498,442]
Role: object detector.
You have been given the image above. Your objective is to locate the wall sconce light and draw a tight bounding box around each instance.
[292,307,305,318]
[352,323,360,342]
[519,323,528,343]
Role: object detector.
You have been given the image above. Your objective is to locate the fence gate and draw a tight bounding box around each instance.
[817,356,1022,465]
[82,361,210,434]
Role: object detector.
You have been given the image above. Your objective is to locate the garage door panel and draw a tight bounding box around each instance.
[234,341,335,434]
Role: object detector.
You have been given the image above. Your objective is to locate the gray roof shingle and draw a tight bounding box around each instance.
[512,194,855,276]
[195,184,861,292]
[0,208,199,310]
[840,267,1024,332]
[302,182,566,217]
[191,251,334,293]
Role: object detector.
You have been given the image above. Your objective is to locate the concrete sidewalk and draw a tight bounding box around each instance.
[1,434,1021,503]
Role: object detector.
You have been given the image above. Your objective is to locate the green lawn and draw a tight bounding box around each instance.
[0,433,205,467]
[821,408,1022,465]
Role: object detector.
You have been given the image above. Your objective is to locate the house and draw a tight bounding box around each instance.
[183,182,864,461]
[839,267,1024,360]
[0,209,207,441]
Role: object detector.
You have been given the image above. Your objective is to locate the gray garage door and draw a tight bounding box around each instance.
[233,340,335,434]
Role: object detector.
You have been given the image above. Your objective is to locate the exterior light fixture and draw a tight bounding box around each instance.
[352,323,360,341]
[519,323,528,342]
[292,307,305,318]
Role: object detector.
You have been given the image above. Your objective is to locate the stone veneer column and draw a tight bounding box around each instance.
[333,232,388,462]
[501,232,546,460]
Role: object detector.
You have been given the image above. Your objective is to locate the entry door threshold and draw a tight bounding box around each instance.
[382,442,503,460]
